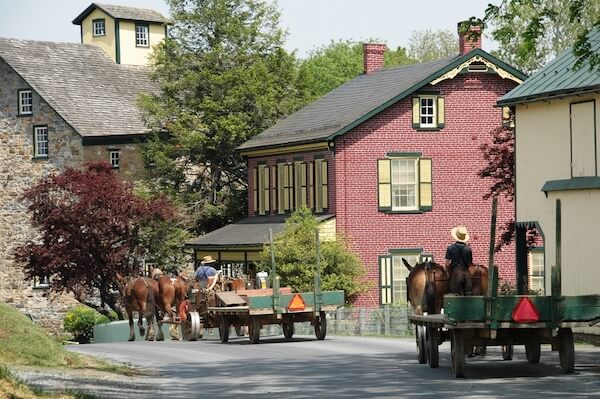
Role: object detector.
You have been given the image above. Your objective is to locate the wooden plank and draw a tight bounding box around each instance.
[216,291,247,306]
[235,287,292,297]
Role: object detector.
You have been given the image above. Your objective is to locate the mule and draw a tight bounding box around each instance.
[122,277,157,341]
[153,275,189,341]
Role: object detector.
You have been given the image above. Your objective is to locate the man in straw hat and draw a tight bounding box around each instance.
[445,225,473,296]
[195,255,218,288]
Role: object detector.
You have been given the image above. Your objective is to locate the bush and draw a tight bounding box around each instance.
[64,307,110,343]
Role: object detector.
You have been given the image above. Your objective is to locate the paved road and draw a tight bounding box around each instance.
[20,334,600,398]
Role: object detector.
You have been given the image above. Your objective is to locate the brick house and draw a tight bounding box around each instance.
[0,3,169,331]
[187,23,527,306]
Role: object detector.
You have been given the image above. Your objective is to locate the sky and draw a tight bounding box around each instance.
[0,0,497,58]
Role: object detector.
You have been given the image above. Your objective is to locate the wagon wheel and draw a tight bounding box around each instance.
[451,329,465,378]
[558,328,575,373]
[218,315,230,343]
[314,311,327,340]
[249,316,261,344]
[282,317,294,340]
[525,343,541,364]
[501,345,514,360]
[427,326,439,368]
[181,311,201,341]
[416,325,427,364]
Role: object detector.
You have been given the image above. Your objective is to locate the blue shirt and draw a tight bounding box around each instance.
[195,265,217,280]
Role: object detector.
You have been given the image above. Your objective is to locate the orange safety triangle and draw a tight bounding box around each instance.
[288,294,306,311]
[512,296,540,323]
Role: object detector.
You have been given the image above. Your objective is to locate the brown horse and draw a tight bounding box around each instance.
[402,258,489,314]
[122,277,157,341]
[153,275,189,341]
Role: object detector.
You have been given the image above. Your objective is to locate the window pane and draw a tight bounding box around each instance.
[34,127,48,157]
[392,254,419,303]
[391,159,417,210]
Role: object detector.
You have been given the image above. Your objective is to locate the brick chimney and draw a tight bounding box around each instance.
[363,43,386,74]
[458,21,482,55]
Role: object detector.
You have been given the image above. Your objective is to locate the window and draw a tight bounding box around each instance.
[380,251,422,305]
[252,164,270,215]
[18,90,32,115]
[33,126,48,158]
[378,154,432,212]
[33,275,50,289]
[135,24,149,47]
[412,95,445,129]
[529,249,545,294]
[109,150,120,169]
[570,101,596,177]
[92,19,105,36]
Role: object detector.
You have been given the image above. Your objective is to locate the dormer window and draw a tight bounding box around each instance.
[18,89,32,115]
[93,19,105,36]
[412,94,445,130]
[135,23,149,47]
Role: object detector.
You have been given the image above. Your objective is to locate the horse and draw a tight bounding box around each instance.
[153,274,189,341]
[122,277,157,341]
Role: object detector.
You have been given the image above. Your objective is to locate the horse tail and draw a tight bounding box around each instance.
[425,272,436,314]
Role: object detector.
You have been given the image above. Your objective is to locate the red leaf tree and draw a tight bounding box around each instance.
[14,162,176,318]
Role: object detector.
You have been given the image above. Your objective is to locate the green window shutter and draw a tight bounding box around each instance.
[263,166,270,212]
[252,167,258,213]
[321,160,328,210]
[419,158,432,210]
[379,255,393,305]
[283,164,290,211]
[294,161,303,210]
[378,159,391,211]
[271,166,277,213]
[300,162,307,208]
[258,165,266,215]
[277,163,285,214]
[412,97,420,128]
[307,162,314,210]
[437,97,445,129]
[288,163,295,211]
[315,159,323,213]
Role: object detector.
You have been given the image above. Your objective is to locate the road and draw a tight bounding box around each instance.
[19,334,600,398]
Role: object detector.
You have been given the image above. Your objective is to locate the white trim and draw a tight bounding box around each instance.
[109,150,120,169]
[419,95,437,128]
[390,158,418,211]
[34,126,48,157]
[19,90,32,115]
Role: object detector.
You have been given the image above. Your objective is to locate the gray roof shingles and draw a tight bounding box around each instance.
[237,55,462,151]
[499,29,600,106]
[0,37,158,137]
[72,3,171,24]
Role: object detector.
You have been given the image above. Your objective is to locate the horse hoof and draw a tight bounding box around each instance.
[128,337,135,342]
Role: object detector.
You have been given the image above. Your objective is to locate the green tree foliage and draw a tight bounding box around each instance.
[469,0,600,73]
[298,40,415,102]
[13,162,177,319]
[138,0,304,234]
[259,208,368,301]
[407,29,459,62]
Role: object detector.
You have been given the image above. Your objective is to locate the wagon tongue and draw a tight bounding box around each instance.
[512,297,540,323]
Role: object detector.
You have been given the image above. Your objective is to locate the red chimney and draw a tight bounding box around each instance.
[458,21,482,55]
[363,43,386,74]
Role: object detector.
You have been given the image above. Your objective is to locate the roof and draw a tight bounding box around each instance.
[185,214,335,248]
[72,3,171,25]
[498,29,600,106]
[0,38,158,137]
[238,49,527,152]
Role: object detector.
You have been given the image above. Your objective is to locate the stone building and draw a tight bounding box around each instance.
[0,3,169,332]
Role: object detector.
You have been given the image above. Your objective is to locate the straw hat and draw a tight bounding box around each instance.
[451,226,470,243]
[201,255,217,264]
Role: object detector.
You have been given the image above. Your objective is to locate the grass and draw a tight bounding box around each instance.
[0,302,135,398]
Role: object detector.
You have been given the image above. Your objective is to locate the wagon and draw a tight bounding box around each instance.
[181,229,345,343]
[409,198,600,377]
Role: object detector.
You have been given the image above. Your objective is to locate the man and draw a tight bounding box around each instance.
[445,225,473,296]
[195,255,218,288]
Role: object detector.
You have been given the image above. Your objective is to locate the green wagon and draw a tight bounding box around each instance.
[409,198,600,377]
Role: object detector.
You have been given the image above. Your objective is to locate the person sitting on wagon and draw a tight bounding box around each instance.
[195,256,218,289]
[445,225,473,296]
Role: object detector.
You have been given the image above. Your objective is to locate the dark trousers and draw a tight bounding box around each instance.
[449,267,472,296]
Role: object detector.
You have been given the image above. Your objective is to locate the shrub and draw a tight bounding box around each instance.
[64,307,110,343]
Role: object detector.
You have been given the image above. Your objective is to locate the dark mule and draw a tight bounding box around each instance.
[402,259,449,315]
[122,277,157,341]
[154,275,189,341]
[468,264,489,296]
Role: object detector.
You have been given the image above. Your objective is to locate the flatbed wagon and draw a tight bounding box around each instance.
[408,198,600,377]
[181,229,345,343]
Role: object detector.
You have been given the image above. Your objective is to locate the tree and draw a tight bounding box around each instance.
[298,40,415,102]
[138,0,304,235]
[469,0,600,73]
[13,162,176,318]
[259,208,368,301]
[407,29,458,62]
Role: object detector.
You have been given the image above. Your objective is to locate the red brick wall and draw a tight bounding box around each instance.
[334,73,518,307]
[247,150,336,217]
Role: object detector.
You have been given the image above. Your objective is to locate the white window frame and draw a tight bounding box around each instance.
[391,158,418,211]
[19,90,32,115]
[109,150,120,169]
[33,126,48,158]
[135,24,149,47]
[528,249,545,294]
[419,95,437,128]
[391,253,420,304]
[93,19,105,36]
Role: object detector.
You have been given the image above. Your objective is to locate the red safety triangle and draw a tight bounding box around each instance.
[512,296,540,323]
[288,294,306,312]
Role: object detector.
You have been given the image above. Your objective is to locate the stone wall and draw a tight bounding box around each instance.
[0,58,81,333]
[82,142,145,180]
